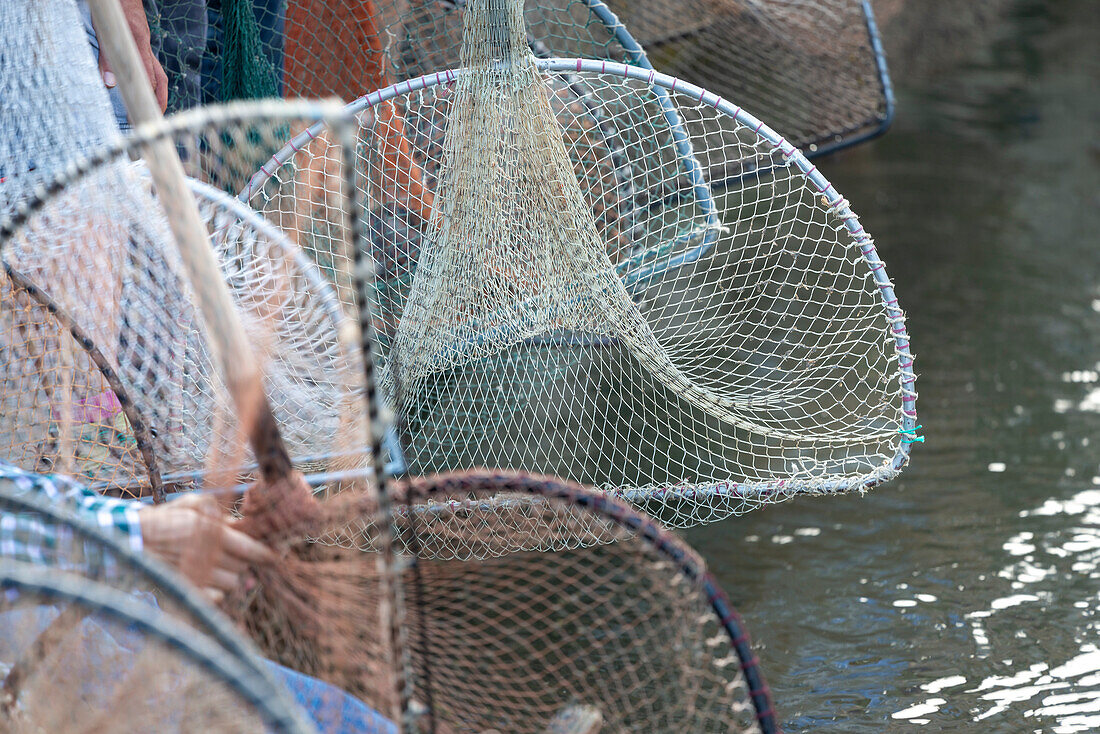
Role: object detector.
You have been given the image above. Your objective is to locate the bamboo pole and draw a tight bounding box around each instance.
[87,0,293,480]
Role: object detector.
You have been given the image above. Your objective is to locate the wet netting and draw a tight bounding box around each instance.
[0,489,314,732]
[244,0,918,527]
[0,0,362,498]
[144,0,891,158]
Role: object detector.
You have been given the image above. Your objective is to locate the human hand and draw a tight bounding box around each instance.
[94,0,169,112]
[139,493,276,604]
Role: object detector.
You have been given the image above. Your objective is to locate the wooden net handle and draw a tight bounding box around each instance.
[87,0,292,481]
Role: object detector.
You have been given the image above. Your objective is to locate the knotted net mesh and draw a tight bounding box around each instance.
[215,468,776,733]
[0,0,362,497]
[0,580,292,733]
[141,0,890,158]
[1,6,780,730]
[0,490,313,733]
[246,0,916,527]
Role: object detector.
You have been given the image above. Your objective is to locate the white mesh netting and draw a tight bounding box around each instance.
[245,0,918,527]
[0,0,360,497]
[0,7,786,731]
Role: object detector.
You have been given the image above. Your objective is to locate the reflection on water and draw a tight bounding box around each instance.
[685,0,1100,730]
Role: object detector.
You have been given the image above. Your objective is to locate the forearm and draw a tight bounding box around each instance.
[88,0,169,111]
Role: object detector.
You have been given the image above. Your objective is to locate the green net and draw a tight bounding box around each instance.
[219,0,280,101]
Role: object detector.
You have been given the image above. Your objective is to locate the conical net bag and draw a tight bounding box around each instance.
[245,0,917,526]
[0,489,314,733]
[141,0,890,158]
[0,0,361,496]
[388,1,707,425]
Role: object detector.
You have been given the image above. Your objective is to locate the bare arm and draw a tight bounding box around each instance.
[92,0,168,111]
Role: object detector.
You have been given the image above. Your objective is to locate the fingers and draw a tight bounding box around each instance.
[217,553,249,575]
[148,54,169,113]
[208,568,242,593]
[222,525,278,566]
[201,588,225,606]
[140,492,276,607]
[95,22,113,82]
[170,491,222,516]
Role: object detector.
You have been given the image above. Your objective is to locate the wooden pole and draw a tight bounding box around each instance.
[87,0,293,480]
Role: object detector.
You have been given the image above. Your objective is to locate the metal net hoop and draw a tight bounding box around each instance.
[244,57,918,528]
[143,0,892,160]
[0,263,164,497]
[393,471,779,732]
[219,467,780,732]
[0,564,310,733]
[0,489,314,733]
[0,100,372,497]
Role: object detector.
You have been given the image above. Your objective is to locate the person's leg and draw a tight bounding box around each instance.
[265,660,398,734]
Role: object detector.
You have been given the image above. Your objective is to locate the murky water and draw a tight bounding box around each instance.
[686,1,1100,730]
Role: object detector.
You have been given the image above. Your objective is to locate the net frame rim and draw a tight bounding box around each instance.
[244,60,918,499]
[398,469,780,733]
[0,261,166,500]
[0,99,352,246]
[0,99,366,487]
[184,174,352,345]
[0,486,318,733]
[0,560,315,734]
[575,0,895,158]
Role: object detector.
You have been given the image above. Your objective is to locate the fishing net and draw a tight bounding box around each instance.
[2,6,780,730]
[0,489,315,732]
[1,120,779,734]
[0,570,303,732]
[0,154,359,497]
[215,465,779,733]
[0,0,362,497]
[593,0,893,157]
[244,0,918,527]
[143,0,891,159]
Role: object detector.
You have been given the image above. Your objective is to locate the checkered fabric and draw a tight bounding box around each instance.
[0,461,143,570]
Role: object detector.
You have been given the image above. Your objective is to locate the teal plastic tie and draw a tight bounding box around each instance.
[898,425,925,444]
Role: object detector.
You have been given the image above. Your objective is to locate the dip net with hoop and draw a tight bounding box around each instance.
[142,0,892,159]
[244,0,919,527]
[0,486,318,733]
[0,1,364,497]
[1,3,779,731]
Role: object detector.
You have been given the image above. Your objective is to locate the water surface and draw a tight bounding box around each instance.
[687,2,1100,730]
